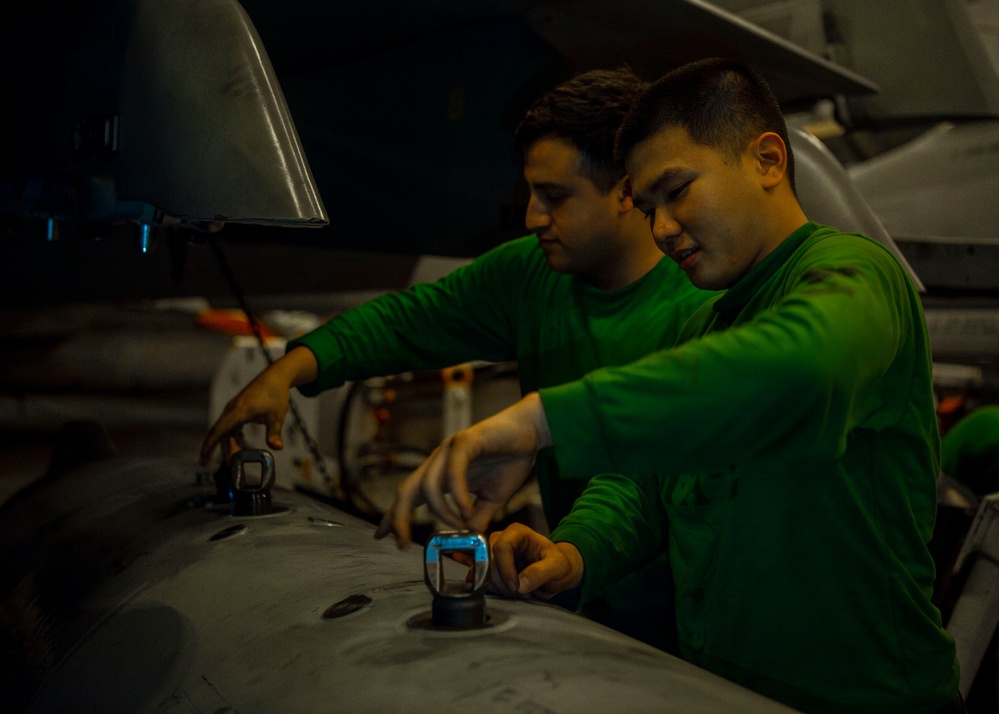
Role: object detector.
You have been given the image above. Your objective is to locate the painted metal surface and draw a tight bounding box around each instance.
[116,0,328,226]
[849,121,999,244]
[524,0,877,108]
[788,125,924,290]
[847,120,999,293]
[0,455,797,713]
[3,0,327,230]
[947,493,999,697]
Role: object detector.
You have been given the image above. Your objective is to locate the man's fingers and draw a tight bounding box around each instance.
[373,511,394,540]
[200,415,235,464]
[488,532,522,596]
[516,558,563,596]
[375,444,472,547]
[487,524,578,599]
[441,436,475,519]
[467,499,502,535]
[221,432,246,463]
[385,457,437,547]
[265,417,285,450]
[200,402,256,464]
[418,442,467,530]
[386,495,413,547]
[199,442,215,466]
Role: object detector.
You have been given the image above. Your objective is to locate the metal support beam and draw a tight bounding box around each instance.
[947,492,999,697]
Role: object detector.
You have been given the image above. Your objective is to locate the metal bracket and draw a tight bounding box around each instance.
[229,449,276,516]
[424,530,488,598]
[946,492,999,697]
[953,492,999,573]
[230,449,276,493]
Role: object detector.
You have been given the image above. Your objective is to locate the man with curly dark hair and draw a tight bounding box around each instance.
[203,68,713,651]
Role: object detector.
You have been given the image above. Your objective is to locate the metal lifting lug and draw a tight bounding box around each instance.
[424,530,489,597]
[230,449,276,517]
[422,530,492,629]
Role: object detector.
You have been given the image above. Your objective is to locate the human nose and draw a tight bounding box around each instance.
[649,208,680,244]
[524,195,550,233]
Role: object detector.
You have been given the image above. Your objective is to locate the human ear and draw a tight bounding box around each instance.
[753,132,788,189]
[616,175,635,212]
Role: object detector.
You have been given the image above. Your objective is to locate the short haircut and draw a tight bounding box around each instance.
[615,58,795,191]
[514,68,648,193]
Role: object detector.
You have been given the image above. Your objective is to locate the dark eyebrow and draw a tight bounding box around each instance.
[644,169,683,200]
[529,180,569,192]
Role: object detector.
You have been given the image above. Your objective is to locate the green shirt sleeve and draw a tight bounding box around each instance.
[541,235,913,483]
[551,472,667,604]
[287,239,534,395]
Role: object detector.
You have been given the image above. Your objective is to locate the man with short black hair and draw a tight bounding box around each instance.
[381,58,962,714]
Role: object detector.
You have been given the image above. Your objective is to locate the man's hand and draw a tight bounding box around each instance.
[488,523,584,599]
[374,392,552,546]
[199,347,318,465]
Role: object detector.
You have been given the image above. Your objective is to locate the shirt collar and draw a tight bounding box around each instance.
[713,221,816,319]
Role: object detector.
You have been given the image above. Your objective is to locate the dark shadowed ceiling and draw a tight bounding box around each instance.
[0,0,876,306]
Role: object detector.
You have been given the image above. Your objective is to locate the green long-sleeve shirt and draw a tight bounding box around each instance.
[288,234,712,526]
[547,223,959,713]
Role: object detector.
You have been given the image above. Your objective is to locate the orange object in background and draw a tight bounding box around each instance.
[195,308,279,339]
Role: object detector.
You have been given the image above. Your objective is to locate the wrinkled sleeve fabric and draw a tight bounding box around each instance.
[540,236,908,482]
[551,472,668,604]
[287,241,529,396]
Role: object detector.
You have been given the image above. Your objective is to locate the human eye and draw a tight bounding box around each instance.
[637,205,656,230]
[544,191,568,206]
[534,185,569,206]
[666,180,691,202]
